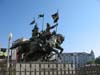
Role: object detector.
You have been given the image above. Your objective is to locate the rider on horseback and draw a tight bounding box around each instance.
[45,23,58,39]
[30,24,40,41]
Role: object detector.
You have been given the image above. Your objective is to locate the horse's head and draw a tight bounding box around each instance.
[56,34,64,44]
[49,34,64,46]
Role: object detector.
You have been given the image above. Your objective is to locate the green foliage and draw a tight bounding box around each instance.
[95,56,100,64]
[86,56,100,64]
[86,60,95,64]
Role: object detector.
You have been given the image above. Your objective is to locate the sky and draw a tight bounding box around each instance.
[0,0,100,57]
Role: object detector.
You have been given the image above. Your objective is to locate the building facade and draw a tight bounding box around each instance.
[59,50,95,66]
[79,64,100,75]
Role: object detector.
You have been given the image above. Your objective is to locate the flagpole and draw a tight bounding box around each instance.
[52,10,59,33]
[56,9,59,33]
[38,13,44,31]
[42,16,44,31]
[56,22,58,33]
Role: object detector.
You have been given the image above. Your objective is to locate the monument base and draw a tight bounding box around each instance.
[15,62,76,75]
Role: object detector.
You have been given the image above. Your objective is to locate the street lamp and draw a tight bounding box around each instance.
[7,32,13,69]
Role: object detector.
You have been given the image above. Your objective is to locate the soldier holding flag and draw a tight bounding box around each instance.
[44,23,58,40]
[30,18,40,41]
[46,23,58,34]
[31,24,40,41]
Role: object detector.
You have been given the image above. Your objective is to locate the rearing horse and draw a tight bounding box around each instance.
[43,34,64,61]
[10,34,64,62]
[25,33,64,61]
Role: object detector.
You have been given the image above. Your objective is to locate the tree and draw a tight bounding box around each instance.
[95,56,100,64]
[86,60,95,64]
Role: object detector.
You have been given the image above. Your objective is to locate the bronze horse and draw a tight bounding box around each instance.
[11,34,64,62]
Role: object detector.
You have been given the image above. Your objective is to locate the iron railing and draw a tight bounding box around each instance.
[0,62,100,75]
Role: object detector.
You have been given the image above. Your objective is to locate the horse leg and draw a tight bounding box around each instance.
[56,44,63,54]
[59,47,63,54]
[51,48,61,59]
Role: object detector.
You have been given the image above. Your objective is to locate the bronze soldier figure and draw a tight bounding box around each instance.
[30,24,39,41]
[46,23,58,33]
[45,23,58,40]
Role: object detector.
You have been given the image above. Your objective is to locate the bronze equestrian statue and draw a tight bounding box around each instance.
[10,20,64,62]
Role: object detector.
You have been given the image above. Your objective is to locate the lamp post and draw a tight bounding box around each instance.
[7,32,13,69]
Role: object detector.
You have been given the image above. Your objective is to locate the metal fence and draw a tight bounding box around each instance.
[0,62,100,75]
